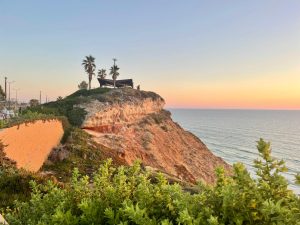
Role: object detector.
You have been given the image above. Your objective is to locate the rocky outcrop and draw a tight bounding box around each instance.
[81,89,164,133]
[81,89,230,184]
[0,120,64,172]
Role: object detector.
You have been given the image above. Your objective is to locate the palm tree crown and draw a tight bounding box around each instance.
[82,55,96,90]
[98,69,107,79]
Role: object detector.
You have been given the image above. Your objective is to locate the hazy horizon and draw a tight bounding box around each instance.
[167,107,300,111]
[1,1,299,109]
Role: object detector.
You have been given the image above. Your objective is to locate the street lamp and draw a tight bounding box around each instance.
[8,81,15,109]
[13,88,20,108]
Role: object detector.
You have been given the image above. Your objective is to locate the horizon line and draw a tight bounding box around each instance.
[166,107,300,111]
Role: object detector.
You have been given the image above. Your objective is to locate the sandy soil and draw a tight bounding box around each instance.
[0,120,64,172]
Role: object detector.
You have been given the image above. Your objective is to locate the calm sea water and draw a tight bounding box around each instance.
[169,109,300,194]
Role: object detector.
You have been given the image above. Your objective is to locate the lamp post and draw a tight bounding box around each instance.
[4,77,7,100]
[8,81,15,109]
[13,88,20,108]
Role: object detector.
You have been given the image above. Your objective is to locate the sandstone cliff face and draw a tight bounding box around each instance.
[81,97,164,133]
[0,120,64,172]
[81,89,230,184]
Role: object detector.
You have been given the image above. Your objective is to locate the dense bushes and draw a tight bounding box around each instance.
[3,139,300,225]
[0,168,35,210]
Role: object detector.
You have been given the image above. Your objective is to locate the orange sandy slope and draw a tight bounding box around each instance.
[0,120,64,172]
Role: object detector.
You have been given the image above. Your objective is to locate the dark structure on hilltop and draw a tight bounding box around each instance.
[98,78,133,88]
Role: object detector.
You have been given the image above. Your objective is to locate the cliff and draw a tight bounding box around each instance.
[79,88,230,184]
[3,88,230,184]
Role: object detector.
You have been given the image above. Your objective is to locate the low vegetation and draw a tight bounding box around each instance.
[42,128,105,182]
[0,167,41,210]
[0,111,69,131]
[2,139,300,225]
[25,88,110,127]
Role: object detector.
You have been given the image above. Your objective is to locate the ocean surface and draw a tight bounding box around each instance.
[169,109,300,194]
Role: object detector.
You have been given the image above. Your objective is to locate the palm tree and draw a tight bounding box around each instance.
[98,69,107,79]
[109,58,120,88]
[82,55,96,90]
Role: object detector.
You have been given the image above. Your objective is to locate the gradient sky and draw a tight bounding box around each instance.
[0,1,299,109]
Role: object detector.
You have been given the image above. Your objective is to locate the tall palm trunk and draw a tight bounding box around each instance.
[89,73,92,90]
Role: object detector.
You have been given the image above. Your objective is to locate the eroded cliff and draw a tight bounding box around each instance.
[81,88,230,184]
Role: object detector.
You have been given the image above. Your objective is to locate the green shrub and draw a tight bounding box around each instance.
[0,168,34,210]
[66,107,86,127]
[4,139,300,225]
[25,97,87,127]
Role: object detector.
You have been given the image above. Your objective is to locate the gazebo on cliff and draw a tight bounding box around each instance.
[97,78,134,88]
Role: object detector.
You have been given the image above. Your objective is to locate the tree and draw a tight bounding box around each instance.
[0,85,5,100]
[78,81,88,90]
[82,55,96,90]
[109,59,120,88]
[98,69,107,79]
[29,99,39,107]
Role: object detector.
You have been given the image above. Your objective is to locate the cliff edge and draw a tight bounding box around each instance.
[78,88,230,184]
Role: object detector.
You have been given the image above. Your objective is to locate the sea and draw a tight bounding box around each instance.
[169,109,300,194]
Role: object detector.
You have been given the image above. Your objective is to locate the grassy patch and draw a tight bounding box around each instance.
[25,88,110,127]
[66,87,110,98]
[0,111,69,130]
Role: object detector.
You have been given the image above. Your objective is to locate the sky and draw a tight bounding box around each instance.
[0,1,299,109]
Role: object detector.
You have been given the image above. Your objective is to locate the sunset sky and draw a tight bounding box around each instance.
[0,1,299,109]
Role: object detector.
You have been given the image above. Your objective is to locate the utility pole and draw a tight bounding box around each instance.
[8,80,15,109]
[39,91,41,104]
[4,77,7,100]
